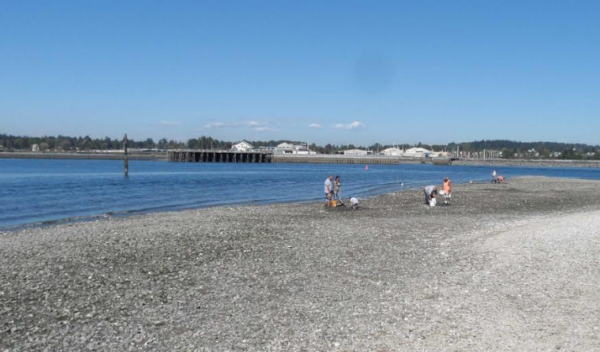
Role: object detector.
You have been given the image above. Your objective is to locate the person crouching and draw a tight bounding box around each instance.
[423,185,438,205]
[350,196,359,209]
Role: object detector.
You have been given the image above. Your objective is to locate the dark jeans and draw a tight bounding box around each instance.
[424,190,430,204]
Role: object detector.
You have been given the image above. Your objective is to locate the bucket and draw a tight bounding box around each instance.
[331,200,337,207]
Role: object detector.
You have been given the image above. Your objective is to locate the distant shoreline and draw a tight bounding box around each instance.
[453,158,600,168]
[1,151,599,168]
[0,151,165,161]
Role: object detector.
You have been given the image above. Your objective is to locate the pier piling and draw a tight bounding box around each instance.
[123,133,129,176]
[167,150,274,163]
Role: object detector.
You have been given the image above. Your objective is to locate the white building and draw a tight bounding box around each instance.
[341,149,369,156]
[231,141,254,152]
[403,147,433,158]
[297,149,317,155]
[274,142,316,155]
[380,147,403,156]
[527,148,540,157]
[276,142,295,149]
[275,142,297,154]
[32,144,40,152]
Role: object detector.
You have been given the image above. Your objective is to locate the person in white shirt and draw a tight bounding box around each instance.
[492,169,498,183]
[350,196,359,209]
[324,175,333,207]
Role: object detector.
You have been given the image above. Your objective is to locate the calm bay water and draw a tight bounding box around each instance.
[1,159,600,229]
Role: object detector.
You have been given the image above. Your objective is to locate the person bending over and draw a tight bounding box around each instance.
[423,185,438,205]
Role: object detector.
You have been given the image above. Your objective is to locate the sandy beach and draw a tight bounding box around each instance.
[1,176,600,351]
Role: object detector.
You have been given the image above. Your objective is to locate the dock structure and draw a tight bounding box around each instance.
[167,150,274,163]
[167,150,454,165]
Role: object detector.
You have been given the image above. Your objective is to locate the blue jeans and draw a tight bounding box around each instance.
[424,190,430,204]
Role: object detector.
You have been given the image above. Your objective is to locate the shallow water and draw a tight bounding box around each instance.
[1,159,600,228]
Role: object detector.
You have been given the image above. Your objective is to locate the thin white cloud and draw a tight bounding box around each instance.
[203,119,278,132]
[204,122,226,128]
[334,121,365,130]
[204,120,264,129]
[157,120,182,127]
[347,121,364,129]
[309,123,321,129]
[254,126,278,132]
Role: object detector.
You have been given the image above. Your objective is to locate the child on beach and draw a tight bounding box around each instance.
[350,196,359,209]
[442,177,452,205]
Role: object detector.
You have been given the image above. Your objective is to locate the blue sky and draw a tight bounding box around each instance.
[1,0,600,145]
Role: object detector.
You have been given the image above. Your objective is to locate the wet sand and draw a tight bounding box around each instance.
[1,176,600,351]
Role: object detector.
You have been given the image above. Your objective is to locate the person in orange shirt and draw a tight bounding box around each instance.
[442,177,452,205]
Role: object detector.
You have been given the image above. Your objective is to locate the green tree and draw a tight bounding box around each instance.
[80,138,92,150]
[561,148,582,160]
[187,138,198,149]
[143,138,156,149]
[14,138,25,149]
[501,148,515,159]
[157,138,168,149]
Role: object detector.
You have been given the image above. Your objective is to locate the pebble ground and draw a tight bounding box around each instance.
[1,176,600,351]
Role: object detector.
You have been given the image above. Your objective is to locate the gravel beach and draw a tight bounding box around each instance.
[2,176,600,351]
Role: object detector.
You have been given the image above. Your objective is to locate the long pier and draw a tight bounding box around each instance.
[167,150,273,163]
[167,150,453,165]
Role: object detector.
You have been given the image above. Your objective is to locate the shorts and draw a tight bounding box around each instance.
[325,193,332,200]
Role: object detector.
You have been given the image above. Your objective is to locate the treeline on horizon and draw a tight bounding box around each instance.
[1,133,599,160]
